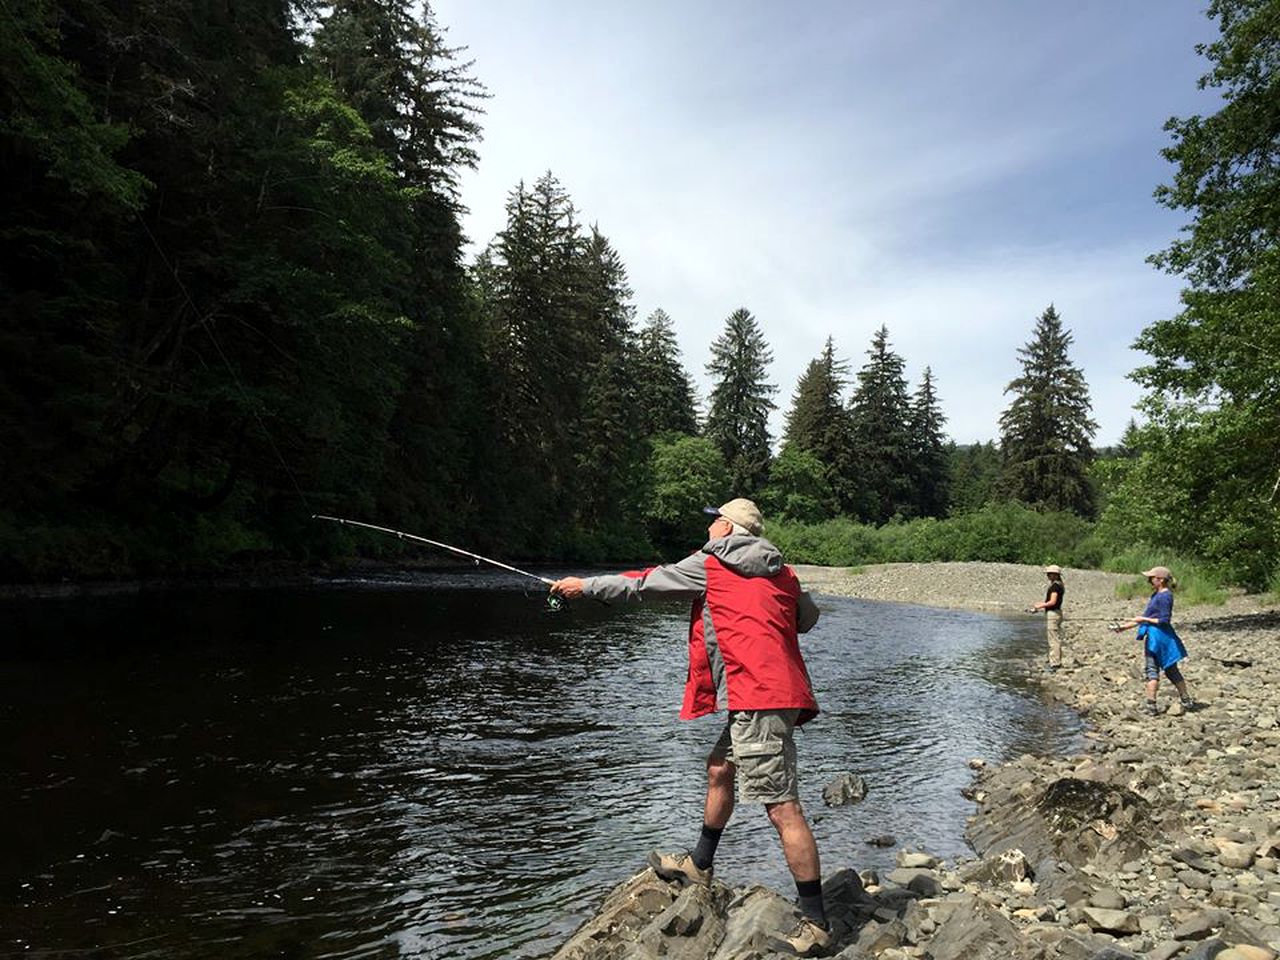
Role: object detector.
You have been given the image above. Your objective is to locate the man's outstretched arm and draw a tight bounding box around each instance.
[551,551,708,603]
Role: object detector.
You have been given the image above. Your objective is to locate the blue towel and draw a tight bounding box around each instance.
[1139,623,1187,670]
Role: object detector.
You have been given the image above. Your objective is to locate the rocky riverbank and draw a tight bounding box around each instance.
[545,561,1280,959]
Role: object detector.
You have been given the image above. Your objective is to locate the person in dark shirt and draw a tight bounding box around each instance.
[1031,564,1065,670]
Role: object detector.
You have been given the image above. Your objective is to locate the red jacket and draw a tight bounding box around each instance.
[582,535,820,724]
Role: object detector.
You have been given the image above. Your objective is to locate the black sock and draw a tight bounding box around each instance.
[691,824,723,870]
[795,878,826,926]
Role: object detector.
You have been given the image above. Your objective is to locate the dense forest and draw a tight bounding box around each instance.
[1,0,1277,592]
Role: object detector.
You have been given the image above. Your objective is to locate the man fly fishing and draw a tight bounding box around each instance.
[550,498,831,956]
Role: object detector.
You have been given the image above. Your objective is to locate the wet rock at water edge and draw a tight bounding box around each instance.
[822,772,868,806]
[866,834,897,847]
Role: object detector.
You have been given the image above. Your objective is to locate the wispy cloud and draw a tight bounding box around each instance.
[437,0,1214,444]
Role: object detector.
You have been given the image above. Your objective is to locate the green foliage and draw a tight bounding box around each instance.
[998,305,1098,516]
[768,502,1098,568]
[908,366,949,518]
[551,524,656,565]
[634,309,698,437]
[704,308,776,494]
[0,0,150,209]
[1267,565,1280,604]
[643,435,731,551]
[1110,0,1280,591]
[1105,547,1228,607]
[847,326,914,523]
[758,447,837,524]
[1093,416,1280,589]
[782,336,854,510]
[947,442,1003,515]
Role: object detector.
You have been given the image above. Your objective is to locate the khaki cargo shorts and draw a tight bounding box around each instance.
[708,708,801,804]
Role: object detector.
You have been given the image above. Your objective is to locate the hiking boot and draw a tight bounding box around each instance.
[1180,695,1195,711]
[1144,699,1159,716]
[647,850,712,887]
[770,916,833,957]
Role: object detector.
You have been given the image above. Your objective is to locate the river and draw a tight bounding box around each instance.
[0,573,1080,959]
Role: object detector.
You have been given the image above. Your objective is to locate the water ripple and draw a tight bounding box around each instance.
[0,585,1079,960]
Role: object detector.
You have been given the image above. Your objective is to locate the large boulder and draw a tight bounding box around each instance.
[548,866,880,960]
[967,760,1175,873]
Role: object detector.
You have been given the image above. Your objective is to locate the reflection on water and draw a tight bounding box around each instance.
[0,575,1081,959]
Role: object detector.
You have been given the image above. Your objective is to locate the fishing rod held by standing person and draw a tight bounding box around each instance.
[312,515,563,609]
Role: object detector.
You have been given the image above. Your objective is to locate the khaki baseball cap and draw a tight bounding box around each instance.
[703,498,764,536]
[1142,566,1173,580]
[1044,564,1062,574]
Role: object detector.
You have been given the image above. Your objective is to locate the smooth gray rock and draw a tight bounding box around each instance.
[1090,887,1128,910]
[896,850,938,869]
[1181,939,1229,960]
[885,867,932,888]
[1181,869,1213,891]
[1174,849,1215,873]
[921,897,1026,960]
[1081,906,1140,935]
[822,772,868,806]
[1173,912,1221,941]
[905,873,942,898]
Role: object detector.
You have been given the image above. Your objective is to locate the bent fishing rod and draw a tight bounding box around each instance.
[312,515,564,609]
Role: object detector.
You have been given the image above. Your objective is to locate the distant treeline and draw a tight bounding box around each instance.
[1,1,1276,591]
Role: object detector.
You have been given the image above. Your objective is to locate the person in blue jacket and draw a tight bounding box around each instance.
[1111,565,1194,716]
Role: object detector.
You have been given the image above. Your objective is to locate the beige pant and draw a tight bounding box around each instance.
[1046,611,1063,666]
[708,709,801,804]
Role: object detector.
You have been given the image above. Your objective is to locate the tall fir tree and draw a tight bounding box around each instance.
[908,367,949,518]
[847,326,913,523]
[310,0,487,536]
[474,172,585,544]
[998,305,1098,515]
[573,227,644,527]
[782,336,854,511]
[634,309,698,437]
[783,338,851,458]
[704,308,776,495]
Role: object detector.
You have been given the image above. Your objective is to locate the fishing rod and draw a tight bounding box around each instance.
[1023,610,1132,621]
[312,515,564,609]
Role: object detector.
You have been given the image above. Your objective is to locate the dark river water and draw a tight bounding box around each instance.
[0,573,1081,959]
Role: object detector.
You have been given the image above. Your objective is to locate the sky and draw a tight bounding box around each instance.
[431,0,1219,446]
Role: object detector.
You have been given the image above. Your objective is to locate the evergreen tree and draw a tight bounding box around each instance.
[474,172,585,545]
[783,336,855,513]
[573,227,644,527]
[704,308,776,495]
[309,0,483,190]
[847,326,913,523]
[784,338,852,456]
[908,367,949,518]
[998,305,1098,515]
[310,1,487,537]
[634,309,698,437]
[0,0,439,573]
[947,442,1003,515]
